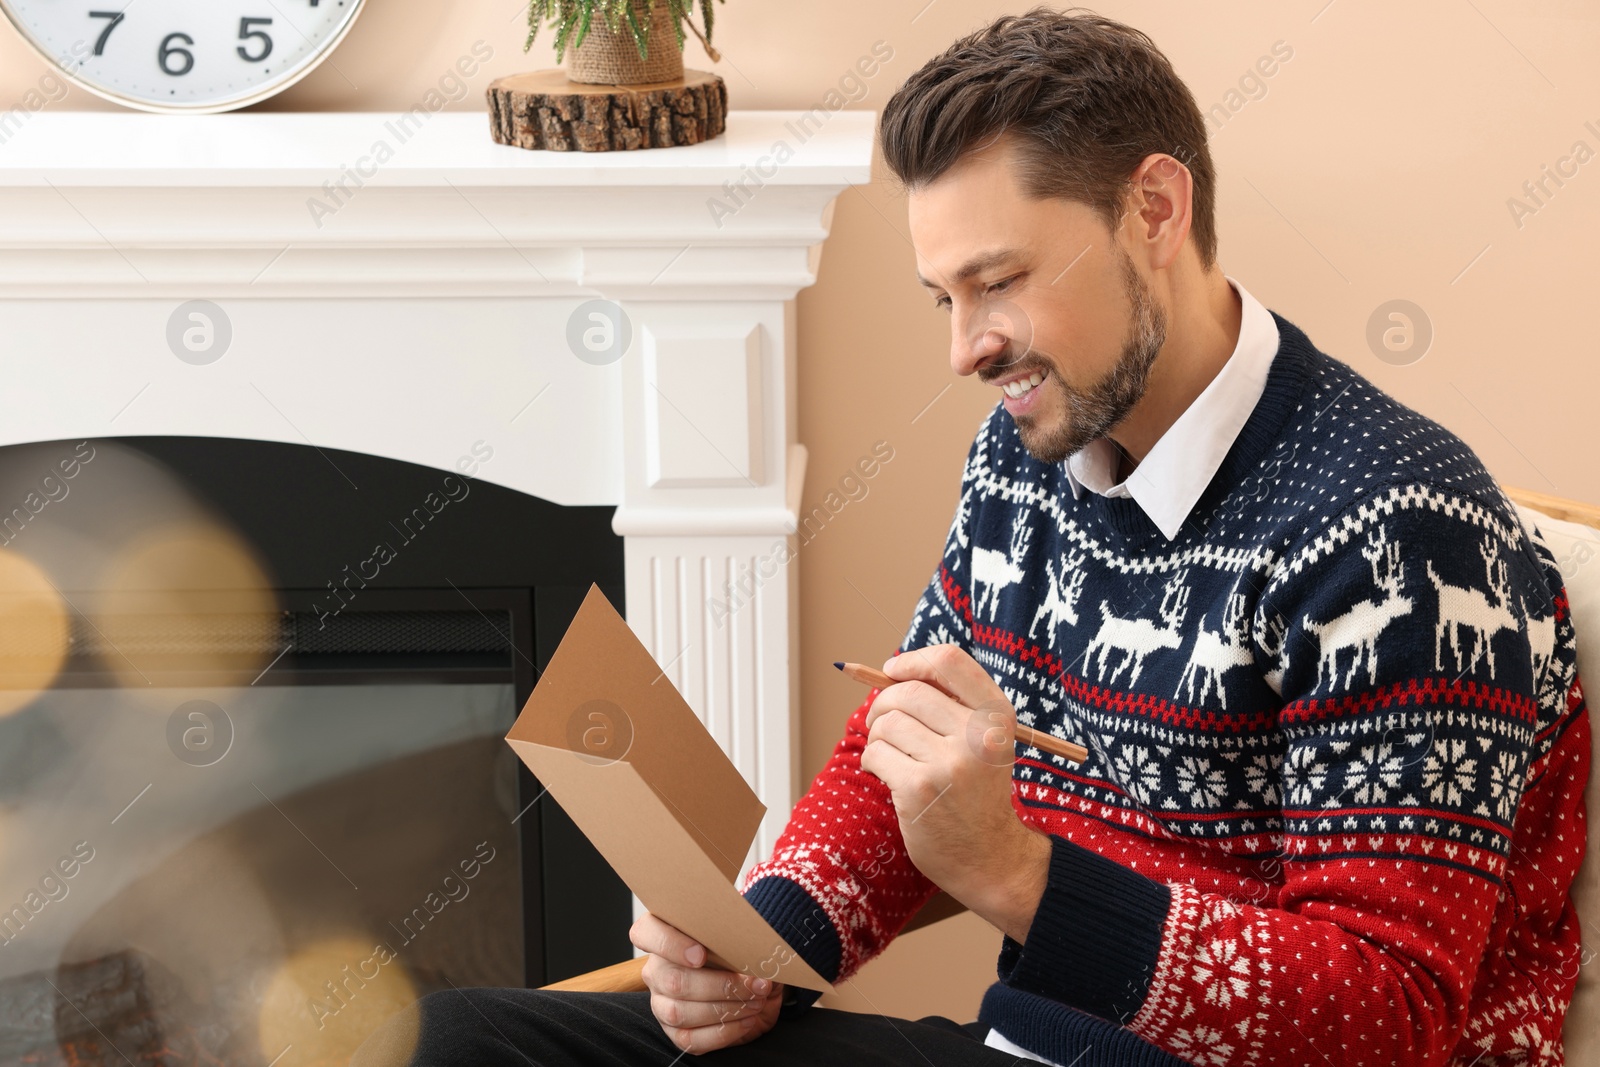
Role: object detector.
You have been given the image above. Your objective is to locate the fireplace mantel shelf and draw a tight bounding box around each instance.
[0,108,874,866]
[0,110,875,303]
[0,110,874,187]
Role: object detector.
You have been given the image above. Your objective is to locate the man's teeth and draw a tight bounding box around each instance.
[1003,371,1046,399]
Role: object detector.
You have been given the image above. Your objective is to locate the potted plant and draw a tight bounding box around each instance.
[489,0,729,150]
[525,0,724,86]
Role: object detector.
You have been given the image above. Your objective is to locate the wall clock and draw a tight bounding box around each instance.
[0,0,366,113]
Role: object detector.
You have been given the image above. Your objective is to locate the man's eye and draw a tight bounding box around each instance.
[932,277,1015,311]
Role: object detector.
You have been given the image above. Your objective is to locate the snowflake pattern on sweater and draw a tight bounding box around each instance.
[738,312,1590,1067]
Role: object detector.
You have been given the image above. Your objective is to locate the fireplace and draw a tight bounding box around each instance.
[0,107,870,1065]
[0,436,631,1065]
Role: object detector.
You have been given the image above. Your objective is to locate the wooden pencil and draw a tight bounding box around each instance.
[834,660,1089,764]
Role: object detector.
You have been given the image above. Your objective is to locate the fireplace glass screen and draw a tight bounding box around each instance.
[0,437,632,1067]
[0,634,525,1065]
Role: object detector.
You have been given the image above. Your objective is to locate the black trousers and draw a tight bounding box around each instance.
[350,987,1041,1067]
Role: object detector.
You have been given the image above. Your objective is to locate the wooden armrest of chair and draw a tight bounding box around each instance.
[1503,486,1600,528]
[537,892,970,994]
[541,955,650,994]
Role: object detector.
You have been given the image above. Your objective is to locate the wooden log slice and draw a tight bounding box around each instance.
[487,68,727,152]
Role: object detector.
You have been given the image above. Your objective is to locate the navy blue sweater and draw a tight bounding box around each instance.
[741,312,1589,1067]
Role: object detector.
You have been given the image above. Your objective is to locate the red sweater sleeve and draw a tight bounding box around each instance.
[738,687,941,982]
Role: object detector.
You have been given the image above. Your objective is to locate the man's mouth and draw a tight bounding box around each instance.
[996,369,1046,399]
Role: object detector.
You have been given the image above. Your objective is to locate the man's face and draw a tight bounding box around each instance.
[909,136,1167,464]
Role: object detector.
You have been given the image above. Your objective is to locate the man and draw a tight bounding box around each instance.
[357,7,1590,1065]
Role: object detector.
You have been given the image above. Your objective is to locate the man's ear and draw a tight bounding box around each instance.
[1126,152,1194,271]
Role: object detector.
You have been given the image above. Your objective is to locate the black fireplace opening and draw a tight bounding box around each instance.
[0,435,633,1067]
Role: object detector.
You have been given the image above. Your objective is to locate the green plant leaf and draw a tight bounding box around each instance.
[554,2,579,62]
[573,0,594,52]
[523,0,550,53]
[624,1,648,61]
[701,0,715,42]
[665,0,686,51]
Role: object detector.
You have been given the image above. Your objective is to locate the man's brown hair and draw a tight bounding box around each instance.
[879,6,1218,270]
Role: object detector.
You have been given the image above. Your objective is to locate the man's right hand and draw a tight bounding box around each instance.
[630,912,784,1055]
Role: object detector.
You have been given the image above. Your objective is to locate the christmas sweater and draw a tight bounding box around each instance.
[738,311,1591,1067]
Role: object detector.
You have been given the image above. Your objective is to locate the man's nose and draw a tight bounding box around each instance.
[951,305,1010,378]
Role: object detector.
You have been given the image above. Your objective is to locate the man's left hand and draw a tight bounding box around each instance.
[860,643,1051,943]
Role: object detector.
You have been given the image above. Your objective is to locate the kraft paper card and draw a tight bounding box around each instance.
[504,585,833,993]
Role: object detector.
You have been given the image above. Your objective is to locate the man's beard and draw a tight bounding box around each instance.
[1008,249,1167,465]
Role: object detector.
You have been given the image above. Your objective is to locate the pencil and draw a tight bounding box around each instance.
[834,661,1089,764]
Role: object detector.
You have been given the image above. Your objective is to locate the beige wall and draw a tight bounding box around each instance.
[6,0,1597,1025]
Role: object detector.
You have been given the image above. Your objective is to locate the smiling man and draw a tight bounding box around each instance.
[355,8,1589,1067]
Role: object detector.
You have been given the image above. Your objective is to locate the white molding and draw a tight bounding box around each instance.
[612,443,807,537]
[621,530,803,865]
[643,321,764,488]
[0,111,872,886]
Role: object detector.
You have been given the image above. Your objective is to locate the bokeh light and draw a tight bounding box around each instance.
[93,519,280,691]
[0,547,69,717]
[258,936,419,1067]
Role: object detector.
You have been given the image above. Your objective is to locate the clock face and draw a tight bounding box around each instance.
[1,0,365,112]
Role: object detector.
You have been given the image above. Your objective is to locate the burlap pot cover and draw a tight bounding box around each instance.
[566,0,684,85]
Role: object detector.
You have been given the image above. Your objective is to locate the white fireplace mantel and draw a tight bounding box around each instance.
[0,109,876,866]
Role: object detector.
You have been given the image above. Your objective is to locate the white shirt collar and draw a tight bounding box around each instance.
[1063,276,1279,541]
